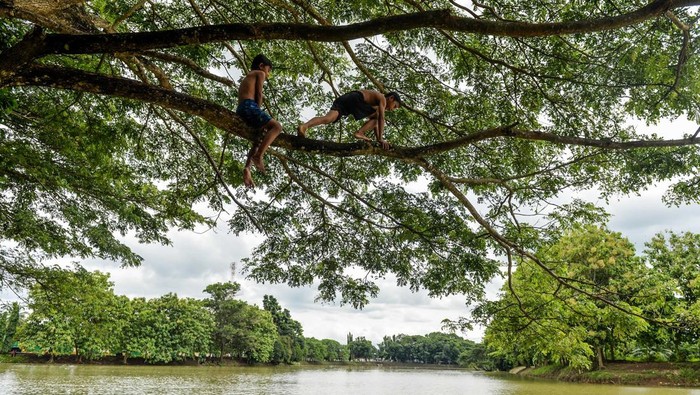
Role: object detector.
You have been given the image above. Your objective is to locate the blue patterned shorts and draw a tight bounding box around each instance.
[236,99,272,129]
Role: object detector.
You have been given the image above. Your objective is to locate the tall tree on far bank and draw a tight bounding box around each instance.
[640,232,700,360]
[203,283,277,363]
[203,281,243,362]
[137,293,213,363]
[229,303,278,363]
[20,265,120,362]
[321,338,348,362]
[478,225,650,370]
[348,336,376,361]
[0,302,20,352]
[263,294,304,363]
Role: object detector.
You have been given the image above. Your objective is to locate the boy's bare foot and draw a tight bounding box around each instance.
[243,167,255,188]
[251,155,266,173]
[353,132,373,143]
[297,125,307,138]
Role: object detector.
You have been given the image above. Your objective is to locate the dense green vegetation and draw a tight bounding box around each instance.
[2,227,700,372]
[2,0,700,378]
[477,227,700,370]
[2,0,700,310]
[518,362,700,387]
[0,273,482,366]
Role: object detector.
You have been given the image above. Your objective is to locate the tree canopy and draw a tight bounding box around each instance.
[1,0,700,313]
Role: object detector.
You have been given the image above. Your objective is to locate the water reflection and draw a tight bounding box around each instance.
[0,364,698,395]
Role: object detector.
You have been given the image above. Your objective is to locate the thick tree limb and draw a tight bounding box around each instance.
[6,63,255,138]
[400,125,700,158]
[7,64,700,159]
[0,26,45,77]
[5,0,698,59]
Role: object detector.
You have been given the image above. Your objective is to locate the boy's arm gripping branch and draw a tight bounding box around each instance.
[254,70,265,105]
[375,94,388,148]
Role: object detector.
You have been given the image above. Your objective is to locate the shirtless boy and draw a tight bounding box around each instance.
[236,54,282,188]
[297,90,402,150]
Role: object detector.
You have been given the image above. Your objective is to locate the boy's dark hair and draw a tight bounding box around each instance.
[385,92,402,106]
[251,54,273,70]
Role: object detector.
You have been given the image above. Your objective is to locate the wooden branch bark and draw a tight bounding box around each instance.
[3,0,696,59]
[7,64,255,137]
[0,26,45,77]
[8,64,700,159]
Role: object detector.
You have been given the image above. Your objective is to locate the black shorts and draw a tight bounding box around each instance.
[331,91,376,122]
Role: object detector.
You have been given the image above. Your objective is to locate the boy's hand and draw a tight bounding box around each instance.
[378,139,391,150]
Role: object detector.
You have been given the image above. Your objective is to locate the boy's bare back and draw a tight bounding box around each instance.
[357,89,385,108]
[238,70,266,104]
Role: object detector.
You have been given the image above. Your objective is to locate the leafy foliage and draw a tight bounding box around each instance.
[479,227,700,370]
[348,335,376,361]
[1,1,700,315]
[0,302,20,353]
[263,294,305,363]
[378,332,475,365]
[20,265,122,361]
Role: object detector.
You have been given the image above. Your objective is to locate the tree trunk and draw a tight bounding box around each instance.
[75,343,81,363]
[595,346,605,369]
[608,343,616,361]
[608,329,616,361]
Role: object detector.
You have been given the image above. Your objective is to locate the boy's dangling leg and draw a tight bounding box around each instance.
[251,120,282,173]
[243,143,259,188]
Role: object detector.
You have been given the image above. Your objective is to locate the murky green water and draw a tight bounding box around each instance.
[0,364,699,395]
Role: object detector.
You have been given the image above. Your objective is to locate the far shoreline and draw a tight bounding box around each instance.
[5,354,700,388]
[0,353,466,369]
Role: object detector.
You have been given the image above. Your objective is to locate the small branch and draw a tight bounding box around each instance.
[112,0,148,29]
[142,50,236,87]
[276,155,392,230]
[654,10,692,104]
[280,153,446,256]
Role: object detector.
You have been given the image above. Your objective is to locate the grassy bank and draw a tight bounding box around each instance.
[0,353,464,370]
[0,353,204,366]
[517,362,700,387]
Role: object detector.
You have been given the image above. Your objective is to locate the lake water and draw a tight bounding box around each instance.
[1,364,699,395]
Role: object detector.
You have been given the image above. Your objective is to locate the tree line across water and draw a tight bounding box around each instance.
[0,271,485,367]
[2,226,700,372]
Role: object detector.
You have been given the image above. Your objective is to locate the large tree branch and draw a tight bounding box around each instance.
[402,125,700,157]
[5,63,379,154]
[7,63,256,138]
[7,64,700,160]
[0,0,88,34]
[5,0,697,59]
